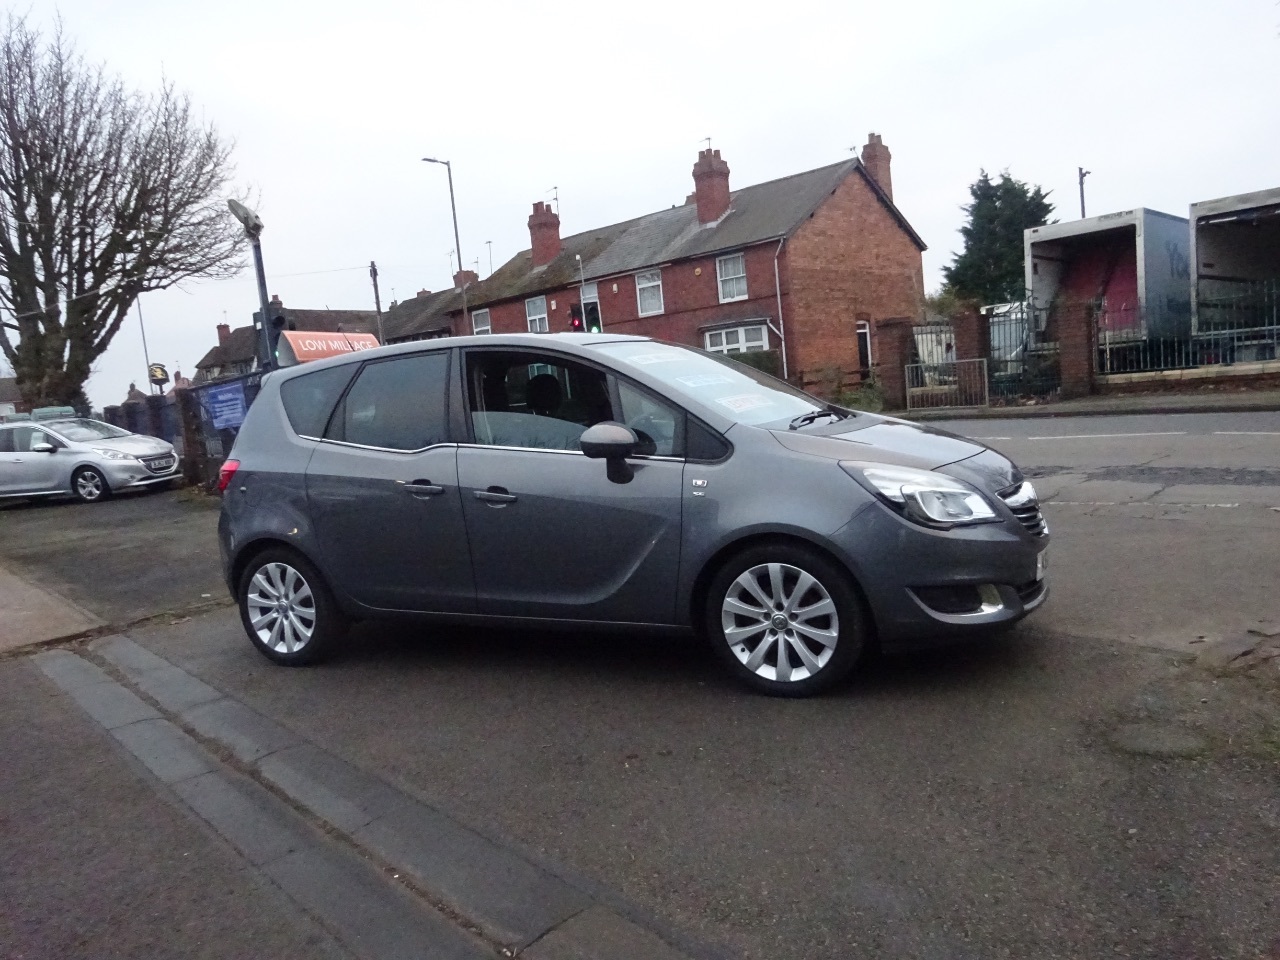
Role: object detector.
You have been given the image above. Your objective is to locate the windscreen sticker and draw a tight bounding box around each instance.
[715,394,775,413]
[677,374,734,388]
[625,353,681,365]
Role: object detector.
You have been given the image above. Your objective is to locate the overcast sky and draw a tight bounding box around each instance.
[14,0,1280,408]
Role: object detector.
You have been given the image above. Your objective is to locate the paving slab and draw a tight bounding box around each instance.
[523,906,692,960]
[182,696,302,763]
[94,634,223,712]
[0,561,100,653]
[258,743,409,834]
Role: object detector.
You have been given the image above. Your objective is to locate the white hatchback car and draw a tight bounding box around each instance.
[0,418,179,503]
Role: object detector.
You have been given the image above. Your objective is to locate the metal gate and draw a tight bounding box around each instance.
[905,358,989,410]
[986,302,1060,400]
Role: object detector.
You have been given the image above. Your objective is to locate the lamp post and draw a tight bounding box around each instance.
[226,199,274,370]
[422,157,462,281]
[1078,167,1091,219]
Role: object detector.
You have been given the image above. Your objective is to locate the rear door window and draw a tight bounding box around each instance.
[327,351,449,451]
[0,428,13,453]
[280,364,358,438]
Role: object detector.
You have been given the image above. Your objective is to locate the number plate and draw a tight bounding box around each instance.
[1035,549,1048,581]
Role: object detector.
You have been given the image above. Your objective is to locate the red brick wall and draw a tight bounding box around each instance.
[470,244,792,354]
[784,170,925,390]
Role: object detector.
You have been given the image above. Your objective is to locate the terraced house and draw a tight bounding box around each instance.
[383,135,926,392]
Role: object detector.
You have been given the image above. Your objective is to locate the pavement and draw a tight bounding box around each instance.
[898,386,1280,420]
[2,412,1280,959]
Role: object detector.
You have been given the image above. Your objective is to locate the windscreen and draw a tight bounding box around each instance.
[47,419,131,441]
[593,340,822,426]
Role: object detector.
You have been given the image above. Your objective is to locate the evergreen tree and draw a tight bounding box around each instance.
[942,171,1054,305]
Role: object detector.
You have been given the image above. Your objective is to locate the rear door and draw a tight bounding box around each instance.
[455,348,685,624]
[305,349,476,613]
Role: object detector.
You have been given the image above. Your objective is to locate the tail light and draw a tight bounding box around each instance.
[217,459,240,493]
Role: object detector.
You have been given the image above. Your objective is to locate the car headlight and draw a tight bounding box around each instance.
[840,461,998,527]
[92,447,136,461]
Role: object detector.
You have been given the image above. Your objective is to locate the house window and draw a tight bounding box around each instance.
[704,323,768,355]
[471,309,491,335]
[525,296,548,333]
[716,253,748,303]
[856,320,872,372]
[580,282,602,332]
[636,270,664,317]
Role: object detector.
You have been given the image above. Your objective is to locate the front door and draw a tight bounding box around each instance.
[305,350,475,613]
[456,348,684,624]
[0,426,61,494]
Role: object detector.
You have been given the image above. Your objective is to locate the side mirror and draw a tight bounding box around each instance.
[30,442,56,454]
[579,421,639,484]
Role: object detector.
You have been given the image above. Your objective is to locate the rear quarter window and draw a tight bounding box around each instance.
[279,364,358,438]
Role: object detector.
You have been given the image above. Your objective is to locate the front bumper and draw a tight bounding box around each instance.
[101,455,179,490]
[830,502,1049,651]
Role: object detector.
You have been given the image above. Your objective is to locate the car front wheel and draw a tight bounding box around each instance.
[237,548,347,666]
[72,467,111,503]
[706,543,867,697]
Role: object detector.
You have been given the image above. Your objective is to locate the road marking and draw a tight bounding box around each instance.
[1049,500,1240,508]
[970,436,1011,441]
[1213,431,1280,436]
[1025,431,1186,441]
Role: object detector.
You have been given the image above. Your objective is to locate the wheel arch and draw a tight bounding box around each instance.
[688,531,878,645]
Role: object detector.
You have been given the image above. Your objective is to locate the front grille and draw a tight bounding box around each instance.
[141,454,176,474]
[999,481,1048,537]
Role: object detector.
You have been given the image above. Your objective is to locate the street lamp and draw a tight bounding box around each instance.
[227,199,274,370]
[422,158,463,283]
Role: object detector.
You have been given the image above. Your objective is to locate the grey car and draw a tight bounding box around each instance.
[218,333,1048,696]
[0,418,179,503]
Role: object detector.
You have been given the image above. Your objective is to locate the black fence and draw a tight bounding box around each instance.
[1093,280,1279,375]
[181,373,263,489]
[986,305,1061,400]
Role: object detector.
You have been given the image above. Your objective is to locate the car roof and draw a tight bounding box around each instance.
[271,332,651,380]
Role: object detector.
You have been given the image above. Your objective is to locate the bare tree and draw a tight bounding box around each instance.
[0,16,245,407]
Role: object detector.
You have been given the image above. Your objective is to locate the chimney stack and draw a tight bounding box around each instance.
[216,322,231,346]
[452,270,479,290]
[692,149,731,224]
[270,293,282,307]
[528,202,561,266]
[860,133,893,201]
[417,289,431,298]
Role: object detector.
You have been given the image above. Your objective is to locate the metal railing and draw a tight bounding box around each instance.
[986,303,1061,399]
[905,358,989,410]
[1091,280,1279,374]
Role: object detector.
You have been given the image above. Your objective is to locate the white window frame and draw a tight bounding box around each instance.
[716,253,748,303]
[525,296,548,333]
[471,308,491,335]
[704,323,769,355]
[635,270,664,317]
[856,320,872,368]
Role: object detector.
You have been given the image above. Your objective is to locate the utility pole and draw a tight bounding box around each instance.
[485,240,493,276]
[1078,167,1091,219]
[369,261,384,344]
[136,298,155,395]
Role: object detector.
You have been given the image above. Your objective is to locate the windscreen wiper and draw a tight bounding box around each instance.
[788,404,853,430]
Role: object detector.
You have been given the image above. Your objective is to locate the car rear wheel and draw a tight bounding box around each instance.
[72,467,111,503]
[238,548,347,666]
[705,542,867,697]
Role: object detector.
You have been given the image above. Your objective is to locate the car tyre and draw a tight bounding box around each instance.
[705,542,867,697]
[72,466,111,503]
[237,547,347,666]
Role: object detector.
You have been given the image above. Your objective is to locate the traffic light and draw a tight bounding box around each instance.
[569,304,584,332]
[583,301,602,333]
[265,304,289,366]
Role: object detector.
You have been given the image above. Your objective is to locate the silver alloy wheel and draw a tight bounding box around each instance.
[246,562,317,655]
[76,470,104,500]
[721,562,839,683]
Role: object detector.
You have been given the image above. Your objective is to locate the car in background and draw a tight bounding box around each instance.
[218,333,1050,697]
[0,418,179,503]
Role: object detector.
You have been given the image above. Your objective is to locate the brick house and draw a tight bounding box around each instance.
[387,135,926,392]
[0,376,29,418]
[194,296,379,383]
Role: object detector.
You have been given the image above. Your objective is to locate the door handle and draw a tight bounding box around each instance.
[403,480,445,498]
[473,486,517,505]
